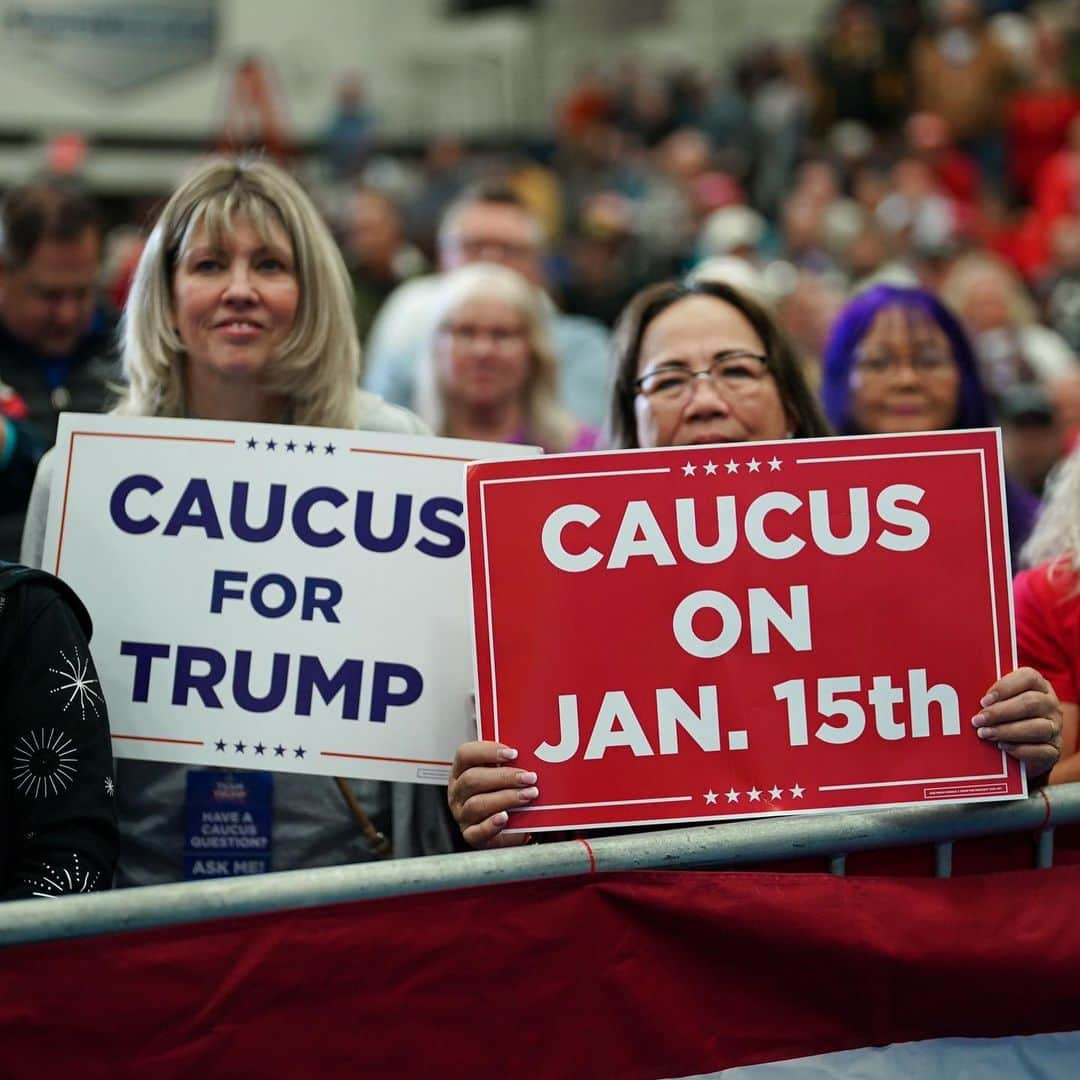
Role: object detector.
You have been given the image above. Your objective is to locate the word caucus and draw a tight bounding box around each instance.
[109,474,465,556]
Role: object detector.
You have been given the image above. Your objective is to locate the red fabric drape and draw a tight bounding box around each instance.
[4,863,1080,1078]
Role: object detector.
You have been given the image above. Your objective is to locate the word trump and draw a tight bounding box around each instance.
[541,484,929,572]
[120,641,422,724]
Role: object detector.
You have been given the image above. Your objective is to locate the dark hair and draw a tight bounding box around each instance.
[821,283,993,433]
[609,279,831,448]
[0,181,103,269]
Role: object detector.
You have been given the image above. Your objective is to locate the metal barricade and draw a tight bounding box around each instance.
[2,783,1078,947]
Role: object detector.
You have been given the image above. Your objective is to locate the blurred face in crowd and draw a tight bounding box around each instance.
[960,274,1012,334]
[171,214,299,394]
[0,227,101,356]
[347,190,400,274]
[440,203,544,285]
[436,296,531,413]
[849,305,960,434]
[1003,415,1065,497]
[633,295,790,448]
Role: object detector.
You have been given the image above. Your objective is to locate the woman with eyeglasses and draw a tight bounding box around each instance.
[447,279,1062,849]
[413,263,601,452]
[821,283,1040,568]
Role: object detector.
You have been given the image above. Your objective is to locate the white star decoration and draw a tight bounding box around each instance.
[704,789,719,804]
[682,462,696,477]
[49,645,103,723]
[703,461,718,476]
[725,460,739,474]
[768,457,782,471]
[717,784,805,803]
[105,776,115,797]
[747,458,761,473]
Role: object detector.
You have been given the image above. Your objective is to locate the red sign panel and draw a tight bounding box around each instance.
[467,430,1024,833]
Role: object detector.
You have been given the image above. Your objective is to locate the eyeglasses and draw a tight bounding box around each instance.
[852,352,957,380]
[634,351,771,402]
[438,322,527,352]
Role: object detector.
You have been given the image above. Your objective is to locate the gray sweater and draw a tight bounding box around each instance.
[20,393,456,886]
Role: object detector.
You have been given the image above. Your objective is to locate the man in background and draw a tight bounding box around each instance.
[0,181,116,559]
[363,182,613,429]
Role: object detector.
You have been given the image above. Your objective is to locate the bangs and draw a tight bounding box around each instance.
[175,187,290,259]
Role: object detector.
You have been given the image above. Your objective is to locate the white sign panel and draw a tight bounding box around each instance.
[42,413,539,784]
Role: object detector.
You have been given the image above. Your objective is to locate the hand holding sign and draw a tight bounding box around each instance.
[971,667,1062,774]
[447,741,537,849]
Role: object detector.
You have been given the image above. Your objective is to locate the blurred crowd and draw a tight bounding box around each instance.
[313,0,1080,497]
[7,0,1080,532]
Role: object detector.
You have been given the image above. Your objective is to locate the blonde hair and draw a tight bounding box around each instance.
[415,263,579,452]
[939,252,1038,329]
[116,157,361,428]
[1021,448,1080,581]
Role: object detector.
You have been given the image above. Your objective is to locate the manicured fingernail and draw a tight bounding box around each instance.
[497,747,518,761]
[980,693,997,707]
[972,713,988,727]
[492,811,508,826]
[977,727,995,740]
[518,771,537,785]
[520,786,539,800]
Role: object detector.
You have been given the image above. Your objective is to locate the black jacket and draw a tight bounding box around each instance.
[0,310,118,559]
[0,563,117,898]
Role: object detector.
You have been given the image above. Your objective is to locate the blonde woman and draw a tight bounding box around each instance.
[21,157,453,884]
[415,263,602,452]
[1016,449,1080,784]
[939,252,1077,394]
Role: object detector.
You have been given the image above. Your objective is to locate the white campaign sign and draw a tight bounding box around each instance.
[42,413,539,784]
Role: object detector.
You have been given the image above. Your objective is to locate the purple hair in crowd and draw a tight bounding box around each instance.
[821,284,995,434]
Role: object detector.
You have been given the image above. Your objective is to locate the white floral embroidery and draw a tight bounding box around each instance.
[13,728,78,799]
[49,645,103,723]
[24,853,101,897]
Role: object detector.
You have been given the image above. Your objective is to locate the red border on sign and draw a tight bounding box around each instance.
[55,430,236,576]
[469,430,1022,830]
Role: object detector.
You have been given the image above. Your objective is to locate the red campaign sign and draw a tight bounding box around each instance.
[467,429,1025,833]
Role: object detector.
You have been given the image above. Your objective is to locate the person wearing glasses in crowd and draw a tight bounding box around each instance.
[413,263,600,452]
[820,282,1040,568]
[21,158,455,885]
[364,182,613,429]
[447,278,1063,848]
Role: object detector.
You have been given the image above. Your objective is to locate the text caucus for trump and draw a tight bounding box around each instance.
[42,412,536,783]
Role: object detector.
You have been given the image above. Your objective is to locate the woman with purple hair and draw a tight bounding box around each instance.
[821,283,1040,568]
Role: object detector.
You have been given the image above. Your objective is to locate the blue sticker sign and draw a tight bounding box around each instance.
[183,769,273,880]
